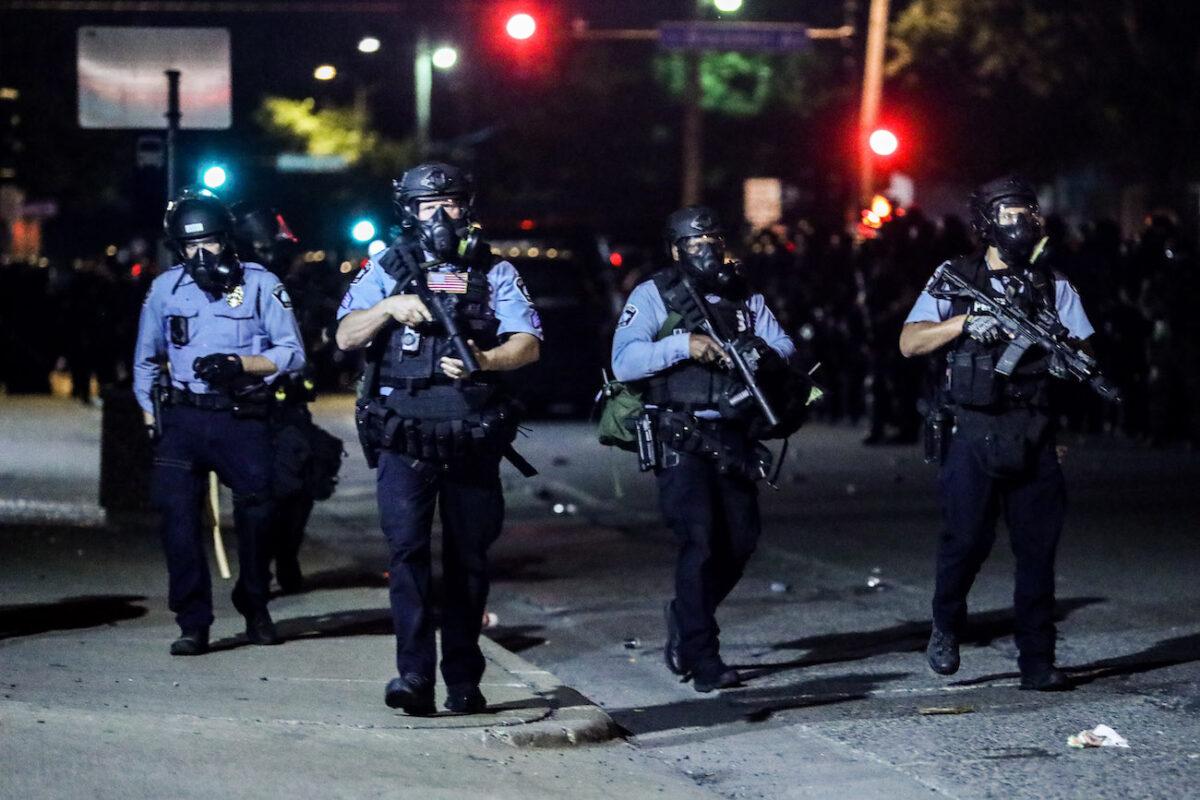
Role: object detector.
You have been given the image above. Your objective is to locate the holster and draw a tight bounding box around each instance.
[655,410,770,482]
[954,408,1050,478]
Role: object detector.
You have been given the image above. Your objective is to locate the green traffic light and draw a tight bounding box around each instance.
[351,219,376,242]
[201,165,227,189]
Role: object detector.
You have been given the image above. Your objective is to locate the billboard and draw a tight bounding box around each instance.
[78,27,231,130]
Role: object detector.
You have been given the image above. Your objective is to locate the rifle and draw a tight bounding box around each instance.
[678,274,781,429]
[927,262,1122,403]
[378,237,480,377]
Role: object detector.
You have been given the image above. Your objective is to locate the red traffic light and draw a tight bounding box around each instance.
[869,128,899,157]
[506,13,537,40]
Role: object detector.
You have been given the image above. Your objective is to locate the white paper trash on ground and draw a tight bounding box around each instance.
[1068,724,1130,749]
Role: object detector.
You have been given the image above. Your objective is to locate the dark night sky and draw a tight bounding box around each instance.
[0,1,867,253]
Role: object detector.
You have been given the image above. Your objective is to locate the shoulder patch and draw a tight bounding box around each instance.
[514,275,533,303]
[617,303,639,329]
[272,284,293,309]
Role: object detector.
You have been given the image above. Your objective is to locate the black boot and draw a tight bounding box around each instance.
[927,626,960,675]
[1020,665,1072,692]
[663,600,686,677]
[233,584,281,646]
[692,662,741,694]
[385,674,436,716]
[170,628,210,656]
[444,685,488,714]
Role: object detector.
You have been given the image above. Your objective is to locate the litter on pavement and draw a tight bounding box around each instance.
[1067,724,1130,749]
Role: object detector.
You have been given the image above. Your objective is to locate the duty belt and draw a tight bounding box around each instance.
[168,388,234,410]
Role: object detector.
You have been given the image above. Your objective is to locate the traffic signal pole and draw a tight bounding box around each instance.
[857,0,890,207]
[164,69,180,200]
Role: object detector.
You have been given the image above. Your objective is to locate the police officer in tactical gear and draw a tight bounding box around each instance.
[611,206,800,693]
[134,192,306,655]
[900,175,1098,691]
[232,203,341,594]
[336,162,542,715]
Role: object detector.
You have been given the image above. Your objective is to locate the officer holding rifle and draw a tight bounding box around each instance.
[900,175,1117,691]
[610,206,809,693]
[336,163,541,715]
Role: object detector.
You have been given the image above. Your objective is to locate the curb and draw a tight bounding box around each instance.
[479,635,621,748]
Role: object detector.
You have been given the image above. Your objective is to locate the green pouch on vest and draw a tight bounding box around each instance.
[597,381,645,451]
[596,310,683,451]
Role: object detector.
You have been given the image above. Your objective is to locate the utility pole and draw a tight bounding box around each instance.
[414,28,432,158]
[681,52,704,206]
[164,69,181,200]
[857,0,889,207]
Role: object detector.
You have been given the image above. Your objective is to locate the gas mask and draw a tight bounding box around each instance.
[417,206,487,264]
[989,206,1044,269]
[679,237,744,296]
[186,246,243,294]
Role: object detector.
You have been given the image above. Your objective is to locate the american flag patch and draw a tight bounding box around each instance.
[426,271,469,294]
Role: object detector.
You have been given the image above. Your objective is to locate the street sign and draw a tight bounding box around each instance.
[77,27,232,129]
[275,153,351,173]
[744,178,782,230]
[659,21,811,52]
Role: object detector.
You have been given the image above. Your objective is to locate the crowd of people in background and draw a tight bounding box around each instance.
[2,207,1198,448]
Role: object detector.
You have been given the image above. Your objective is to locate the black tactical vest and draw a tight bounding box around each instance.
[642,270,752,409]
[374,265,500,420]
[942,256,1057,410]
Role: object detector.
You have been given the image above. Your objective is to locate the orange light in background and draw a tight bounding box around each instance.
[608,252,624,267]
[519,218,536,231]
[870,194,893,220]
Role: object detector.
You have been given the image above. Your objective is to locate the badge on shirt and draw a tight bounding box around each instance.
[225,285,245,308]
[273,284,293,309]
[617,304,638,329]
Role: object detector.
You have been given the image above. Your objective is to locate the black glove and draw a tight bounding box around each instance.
[193,353,244,386]
[964,313,1004,345]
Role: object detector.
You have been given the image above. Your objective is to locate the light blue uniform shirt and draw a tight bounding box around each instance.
[611,277,796,418]
[905,261,1095,340]
[133,262,306,414]
[337,254,544,339]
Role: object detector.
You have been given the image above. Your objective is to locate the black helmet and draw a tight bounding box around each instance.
[969,175,1043,268]
[663,205,743,295]
[391,162,482,262]
[230,202,299,271]
[969,175,1039,239]
[664,205,724,248]
[392,162,474,217]
[163,193,243,292]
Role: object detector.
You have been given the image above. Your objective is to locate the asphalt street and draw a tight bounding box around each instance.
[2,395,1199,798]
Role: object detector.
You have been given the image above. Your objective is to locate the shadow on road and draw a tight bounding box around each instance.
[208,608,393,651]
[486,624,548,653]
[611,671,912,737]
[744,596,1106,680]
[951,630,1200,688]
[275,565,389,596]
[0,594,147,640]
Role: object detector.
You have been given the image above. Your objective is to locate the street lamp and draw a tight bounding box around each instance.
[358,36,381,54]
[712,0,744,13]
[431,46,459,70]
[313,64,337,81]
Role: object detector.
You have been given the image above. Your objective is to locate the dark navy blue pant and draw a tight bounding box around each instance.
[376,450,504,688]
[934,434,1066,672]
[655,447,760,676]
[152,405,274,632]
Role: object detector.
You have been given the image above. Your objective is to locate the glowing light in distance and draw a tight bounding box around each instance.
[432,46,459,70]
[506,13,536,40]
[313,64,337,81]
[358,37,381,54]
[201,165,227,189]
[351,219,376,242]
[713,0,744,12]
[869,128,899,156]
